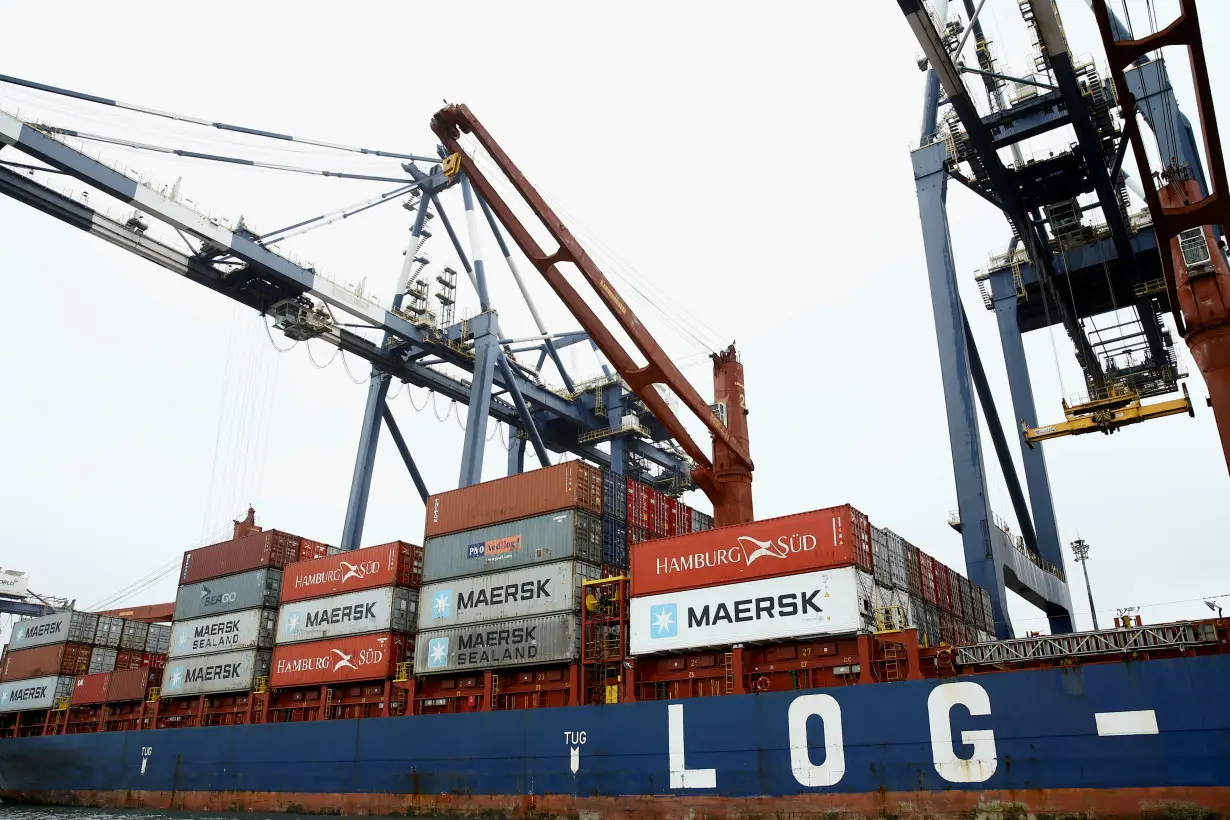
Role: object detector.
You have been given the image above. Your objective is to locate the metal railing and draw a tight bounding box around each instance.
[956,621,1219,666]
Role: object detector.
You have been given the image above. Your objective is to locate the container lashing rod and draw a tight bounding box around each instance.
[431,104,754,526]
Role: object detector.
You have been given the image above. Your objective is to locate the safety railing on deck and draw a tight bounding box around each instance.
[956,621,1219,666]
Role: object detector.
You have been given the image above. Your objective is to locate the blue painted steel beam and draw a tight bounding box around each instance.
[0,600,57,618]
[380,402,429,503]
[506,433,526,476]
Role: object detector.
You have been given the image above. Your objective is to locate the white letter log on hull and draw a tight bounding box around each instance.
[788,693,846,787]
[667,703,716,789]
[928,681,998,783]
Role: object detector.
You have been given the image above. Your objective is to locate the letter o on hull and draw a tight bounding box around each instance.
[928,681,997,783]
[788,693,845,787]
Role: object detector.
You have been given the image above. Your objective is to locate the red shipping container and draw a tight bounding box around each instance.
[628,525,652,546]
[281,541,424,604]
[919,552,937,603]
[298,539,331,562]
[425,462,603,538]
[115,649,144,671]
[180,529,301,585]
[70,672,111,705]
[948,571,965,621]
[664,497,679,536]
[630,505,875,597]
[141,653,167,670]
[626,478,648,530]
[106,667,158,703]
[932,562,953,613]
[269,631,409,687]
[0,642,92,682]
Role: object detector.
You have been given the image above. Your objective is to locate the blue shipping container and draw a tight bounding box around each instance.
[603,470,627,523]
[602,517,628,568]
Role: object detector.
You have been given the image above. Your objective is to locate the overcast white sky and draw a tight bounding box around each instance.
[1,0,1226,643]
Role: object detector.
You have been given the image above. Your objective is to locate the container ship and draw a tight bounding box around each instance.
[2,0,1230,817]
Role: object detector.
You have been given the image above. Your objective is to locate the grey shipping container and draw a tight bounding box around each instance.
[145,623,172,654]
[88,646,117,674]
[419,560,601,630]
[160,648,272,697]
[169,608,277,658]
[10,611,99,651]
[173,568,283,621]
[275,586,417,645]
[883,530,909,590]
[415,612,580,675]
[870,527,892,586]
[0,675,75,713]
[423,510,602,583]
[119,620,150,651]
[93,616,124,649]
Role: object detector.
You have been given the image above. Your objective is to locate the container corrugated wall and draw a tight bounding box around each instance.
[275,587,417,645]
[9,611,99,650]
[424,462,603,538]
[93,616,124,649]
[70,672,110,705]
[0,675,74,712]
[280,541,423,604]
[173,568,283,620]
[419,561,600,630]
[269,631,410,687]
[601,519,628,569]
[160,649,272,697]
[88,647,117,674]
[602,470,626,523]
[414,613,580,675]
[179,530,299,585]
[423,510,602,583]
[119,621,150,651]
[168,608,277,658]
[144,624,171,654]
[106,667,158,703]
[0,642,92,682]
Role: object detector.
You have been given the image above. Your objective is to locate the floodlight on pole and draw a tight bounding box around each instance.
[1070,539,1098,630]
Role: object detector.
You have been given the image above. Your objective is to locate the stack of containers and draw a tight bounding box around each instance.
[628,506,878,656]
[162,530,298,699]
[601,470,628,575]
[416,462,605,677]
[0,610,98,716]
[269,541,423,688]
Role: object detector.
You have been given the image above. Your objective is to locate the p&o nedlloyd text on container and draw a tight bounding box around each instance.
[629,567,867,655]
[168,608,277,659]
[275,586,417,645]
[0,675,74,712]
[281,541,423,604]
[628,506,874,597]
[160,648,272,697]
[173,568,283,621]
[9,610,99,650]
[424,462,603,538]
[269,631,410,688]
[419,561,600,630]
[414,612,580,675]
[423,510,602,583]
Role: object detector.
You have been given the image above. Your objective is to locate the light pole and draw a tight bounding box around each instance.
[1071,539,1098,630]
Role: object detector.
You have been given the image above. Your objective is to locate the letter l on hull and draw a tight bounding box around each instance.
[667,703,716,789]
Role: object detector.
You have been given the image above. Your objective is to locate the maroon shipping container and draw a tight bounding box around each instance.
[626,479,649,531]
[948,571,965,621]
[1,641,92,682]
[70,672,111,705]
[939,611,957,645]
[281,541,424,604]
[934,562,953,612]
[141,652,167,670]
[179,529,301,585]
[298,539,331,562]
[664,497,679,537]
[919,552,937,603]
[106,667,159,703]
[425,462,603,538]
[115,649,144,671]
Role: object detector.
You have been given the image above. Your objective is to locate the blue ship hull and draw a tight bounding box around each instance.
[1,653,1228,817]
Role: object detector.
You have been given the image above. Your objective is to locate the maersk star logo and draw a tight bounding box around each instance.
[176,632,187,650]
[15,627,24,642]
[650,603,678,639]
[286,612,302,634]
[427,637,449,669]
[1,690,8,704]
[167,668,184,690]
[432,591,452,619]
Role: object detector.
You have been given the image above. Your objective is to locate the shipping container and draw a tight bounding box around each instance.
[629,505,875,597]
[118,620,149,651]
[169,608,276,659]
[88,647,116,674]
[160,649,272,697]
[960,578,977,628]
[419,561,600,630]
[647,485,668,537]
[0,642,92,682]
[664,497,679,537]
[298,538,331,563]
[144,623,171,654]
[173,568,283,621]
[93,616,124,649]
[601,518,628,569]
[904,542,922,597]
[269,631,410,688]
[872,584,910,631]
[326,544,345,556]
[979,587,995,633]
[115,650,145,671]
[281,541,423,604]
[414,613,580,675]
[932,562,953,613]
[630,566,869,655]
[922,602,942,647]
[141,652,168,670]
[918,551,937,604]
[9,610,98,651]
[70,672,110,706]
[180,529,300,585]
[275,587,417,645]
[626,478,647,531]
[423,510,602,583]
[628,525,652,547]
[0,675,74,712]
[883,530,909,590]
[939,611,958,645]
[947,570,965,621]
[424,462,603,538]
[602,470,626,523]
[870,527,892,586]
[108,667,159,703]
[691,509,714,532]
[908,594,927,644]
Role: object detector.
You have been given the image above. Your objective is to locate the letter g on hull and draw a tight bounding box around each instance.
[928,681,997,783]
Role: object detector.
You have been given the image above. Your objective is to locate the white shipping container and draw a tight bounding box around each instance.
[630,567,868,655]
[418,560,600,630]
[160,649,271,697]
[169,608,277,658]
[0,675,74,713]
[9,611,99,650]
[275,586,417,645]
